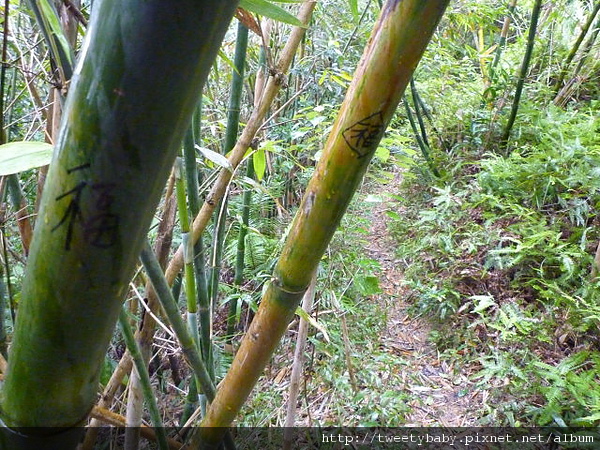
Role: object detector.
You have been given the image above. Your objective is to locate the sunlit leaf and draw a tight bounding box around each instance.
[348,0,358,22]
[31,0,74,80]
[471,295,496,314]
[239,0,304,27]
[253,147,266,181]
[196,145,232,172]
[295,306,330,342]
[374,146,390,163]
[0,141,54,176]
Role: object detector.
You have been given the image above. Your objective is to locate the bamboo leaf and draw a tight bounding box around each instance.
[253,147,266,181]
[471,295,497,314]
[239,0,304,27]
[0,141,53,176]
[28,0,74,80]
[196,145,233,172]
[295,305,330,343]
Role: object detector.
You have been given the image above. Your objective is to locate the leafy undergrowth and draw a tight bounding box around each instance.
[389,103,600,426]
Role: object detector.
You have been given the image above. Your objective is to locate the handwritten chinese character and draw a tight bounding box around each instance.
[342,112,385,158]
[52,164,119,250]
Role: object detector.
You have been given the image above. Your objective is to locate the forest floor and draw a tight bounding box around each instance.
[360,169,482,426]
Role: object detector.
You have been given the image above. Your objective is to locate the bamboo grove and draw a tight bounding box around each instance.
[0,0,598,448]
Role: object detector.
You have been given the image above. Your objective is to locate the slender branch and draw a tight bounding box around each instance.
[89,407,183,450]
[61,0,88,26]
[118,308,169,450]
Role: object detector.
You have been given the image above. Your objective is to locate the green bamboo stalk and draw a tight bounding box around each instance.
[209,21,249,345]
[141,240,214,397]
[25,0,74,83]
[0,0,238,434]
[180,105,209,425]
[404,96,440,177]
[409,77,430,149]
[501,0,543,148]
[176,152,206,421]
[227,157,254,342]
[489,0,518,86]
[410,82,449,152]
[206,18,252,349]
[175,158,199,335]
[163,0,317,291]
[195,1,450,446]
[118,308,169,450]
[139,241,236,450]
[183,105,210,362]
[568,14,600,80]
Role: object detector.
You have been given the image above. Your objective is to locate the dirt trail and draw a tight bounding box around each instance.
[362,174,481,427]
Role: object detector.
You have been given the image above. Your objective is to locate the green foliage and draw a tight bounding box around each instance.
[239,0,305,27]
[389,85,600,425]
[0,141,53,175]
[3,0,600,435]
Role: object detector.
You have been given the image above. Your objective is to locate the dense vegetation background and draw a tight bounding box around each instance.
[0,0,599,446]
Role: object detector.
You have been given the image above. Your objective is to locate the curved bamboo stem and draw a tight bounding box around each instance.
[194,1,450,447]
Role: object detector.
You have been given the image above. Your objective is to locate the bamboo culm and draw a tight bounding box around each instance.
[209,21,250,345]
[195,1,450,447]
[118,308,169,450]
[501,0,543,147]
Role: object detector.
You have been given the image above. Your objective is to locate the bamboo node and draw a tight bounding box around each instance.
[272,277,306,295]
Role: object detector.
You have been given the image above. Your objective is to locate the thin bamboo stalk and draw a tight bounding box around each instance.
[404,96,440,177]
[181,105,209,424]
[140,241,216,401]
[216,20,249,346]
[501,0,543,148]
[489,0,518,85]
[118,308,169,450]
[139,241,237,450]
[228,157,254,342]
[163,1,317,290]
[554,0,600,94]
[410,78,430,149]
[195,1,450,446]
[283,274,316,449]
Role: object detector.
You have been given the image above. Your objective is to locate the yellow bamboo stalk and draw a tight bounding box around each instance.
[194,0,450,447]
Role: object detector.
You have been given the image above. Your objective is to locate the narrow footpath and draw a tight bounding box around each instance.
[362,173,482,427]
